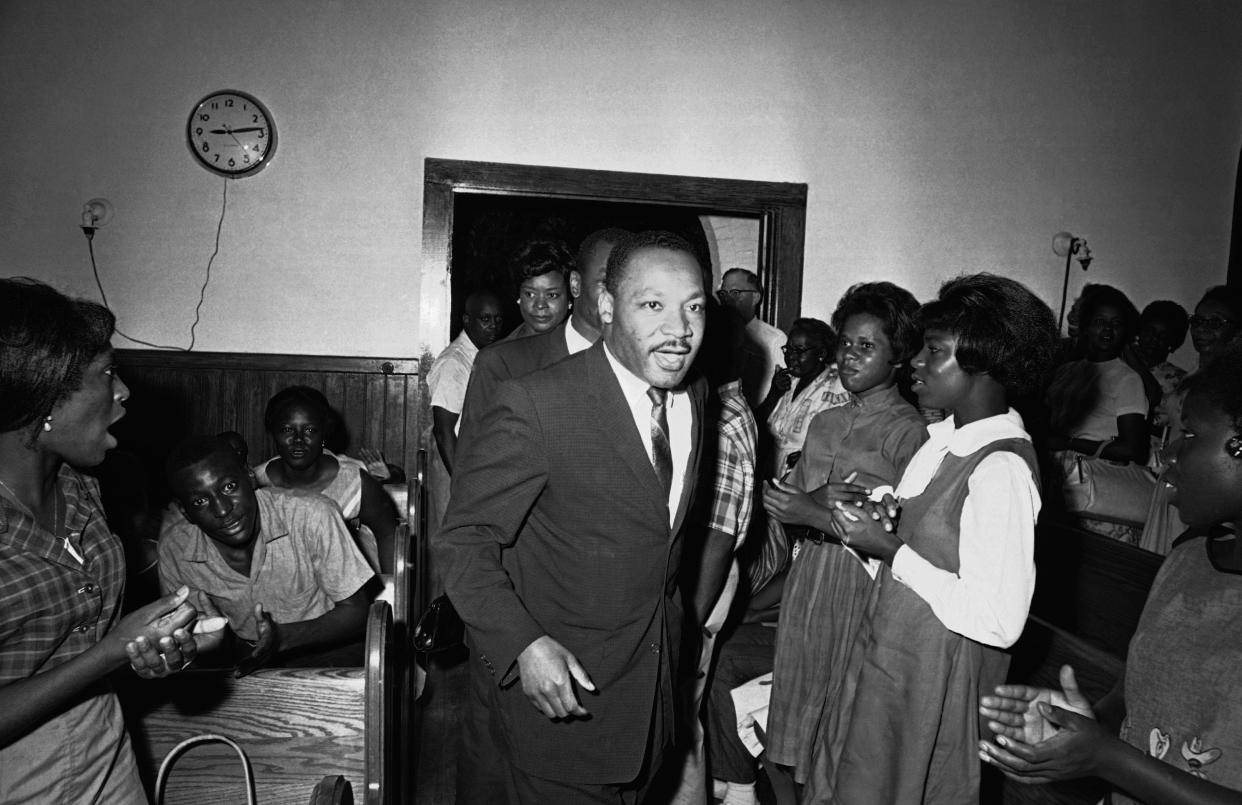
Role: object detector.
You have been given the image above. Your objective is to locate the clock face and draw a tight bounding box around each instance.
[187,90,276,177]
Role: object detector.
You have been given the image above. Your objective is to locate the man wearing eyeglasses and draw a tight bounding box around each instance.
[718,268,786,405]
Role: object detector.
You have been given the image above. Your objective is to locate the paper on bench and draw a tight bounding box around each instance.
[731,672,773,758]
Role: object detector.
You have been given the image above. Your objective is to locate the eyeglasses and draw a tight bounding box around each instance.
[1189,314,1236,332]
[717,289,760,299]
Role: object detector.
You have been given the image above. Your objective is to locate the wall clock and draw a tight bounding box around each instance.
[187,89,277,178]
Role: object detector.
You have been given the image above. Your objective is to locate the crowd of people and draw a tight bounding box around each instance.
[0,277,406,802]
[2,224,1240,803]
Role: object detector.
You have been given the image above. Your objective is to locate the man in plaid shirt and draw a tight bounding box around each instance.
[672,301,759,804]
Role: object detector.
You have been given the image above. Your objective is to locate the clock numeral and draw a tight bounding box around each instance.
[252,114,260,124]
[199,113,209,122]
[257,129,265,139]
[201,142,210,153]
[243,155,251,164]
[210,102,218,110]
[214,154,221,163]
[224,98,234,108]
[195,127,203,136]
[228,158,236,167]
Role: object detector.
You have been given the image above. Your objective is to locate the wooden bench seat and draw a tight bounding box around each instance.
[119,601,395,805]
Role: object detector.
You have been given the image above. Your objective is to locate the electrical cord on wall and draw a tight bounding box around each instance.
[86,177,228,351]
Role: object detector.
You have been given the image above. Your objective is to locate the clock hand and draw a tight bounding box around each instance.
[208,127,265,134]
[207,127,246,149]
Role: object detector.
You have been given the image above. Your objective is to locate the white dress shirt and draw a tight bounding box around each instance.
[746,317,787,401]
[427,330,479,435]
[603,344,692,526]
[889,409,1039,648]
[564,317,595,355]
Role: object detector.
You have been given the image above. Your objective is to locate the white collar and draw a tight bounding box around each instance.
[454,329,480,360]
[925,408,1029,457]
[564,318,595,355]
[602,343,684,407]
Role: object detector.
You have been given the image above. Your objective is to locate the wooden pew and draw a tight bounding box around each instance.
[391,449,431,804]
[119,601,395,805]
[999,522,1166,804]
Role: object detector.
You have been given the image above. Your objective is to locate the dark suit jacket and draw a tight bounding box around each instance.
[435,341,705,783]
[458,322,571,437]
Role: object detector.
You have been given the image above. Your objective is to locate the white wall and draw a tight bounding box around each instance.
[701,215,761,288]
[1,0,1239,360]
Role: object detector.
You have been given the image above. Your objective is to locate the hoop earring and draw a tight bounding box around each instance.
[42,416,53,433]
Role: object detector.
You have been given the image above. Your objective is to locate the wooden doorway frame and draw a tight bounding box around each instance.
[419,158,808,353]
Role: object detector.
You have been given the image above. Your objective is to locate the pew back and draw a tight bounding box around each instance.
[113,349,425,497]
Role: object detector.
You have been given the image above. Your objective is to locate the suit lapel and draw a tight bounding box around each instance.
[584,344,668,510]
[551,324,570,361]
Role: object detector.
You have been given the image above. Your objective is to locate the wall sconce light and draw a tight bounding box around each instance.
[1053,231,1092,332]
[80,198,114,241]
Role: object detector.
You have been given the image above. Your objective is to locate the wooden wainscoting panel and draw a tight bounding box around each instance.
[113,350,423,492]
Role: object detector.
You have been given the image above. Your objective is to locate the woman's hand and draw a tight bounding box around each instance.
[769,367,792,397]
[808,473,871,508]
[978,700,1111,784]
[111,586,201,676]
[763,478,832,528]
[359,447,391,481]
[829,496,902,562]
[980,664,1095,745]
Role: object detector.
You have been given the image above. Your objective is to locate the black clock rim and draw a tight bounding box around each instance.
[186,88,278,178]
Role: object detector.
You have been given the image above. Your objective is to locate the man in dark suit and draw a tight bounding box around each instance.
[451,227,629,804]
[437,230,708,803]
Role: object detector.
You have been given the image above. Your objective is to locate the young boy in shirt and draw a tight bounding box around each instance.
[159,435,374,672]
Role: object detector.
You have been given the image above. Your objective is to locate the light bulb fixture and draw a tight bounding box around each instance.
[80,198,114,242]
[1053,231,1092,332]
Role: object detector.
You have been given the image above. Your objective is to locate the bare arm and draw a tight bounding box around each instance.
[983,701,1242,804]
[0,588,199,747]
[432,406,460,475]
[753,368,790,425]
[269,587,369,655]
[690,529,734,629]
[237,588,370,675]
[358,469,398,573]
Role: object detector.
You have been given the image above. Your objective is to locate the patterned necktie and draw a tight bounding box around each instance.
[646,387,673,498]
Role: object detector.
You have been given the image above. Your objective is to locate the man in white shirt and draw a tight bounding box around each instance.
[425,291,502,532]
[718,267,786,405]
[437,230,708,802]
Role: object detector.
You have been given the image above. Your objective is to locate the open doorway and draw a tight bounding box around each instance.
[419,159,807,352]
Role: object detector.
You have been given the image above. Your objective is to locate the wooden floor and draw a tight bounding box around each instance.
[413,648,470,805]
[405,648,1095,805]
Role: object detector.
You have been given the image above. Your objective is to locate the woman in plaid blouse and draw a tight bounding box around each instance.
[0,279,220,803]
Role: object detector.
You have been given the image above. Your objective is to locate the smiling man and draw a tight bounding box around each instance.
[158,435,373,672]
[437,230,708,803]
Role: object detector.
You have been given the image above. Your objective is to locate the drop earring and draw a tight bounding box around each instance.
[42,416,53,432]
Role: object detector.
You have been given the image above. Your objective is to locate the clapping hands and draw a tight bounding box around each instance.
[828,493,902,562]
[978,664,1104,784]
[118,586,227,678]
